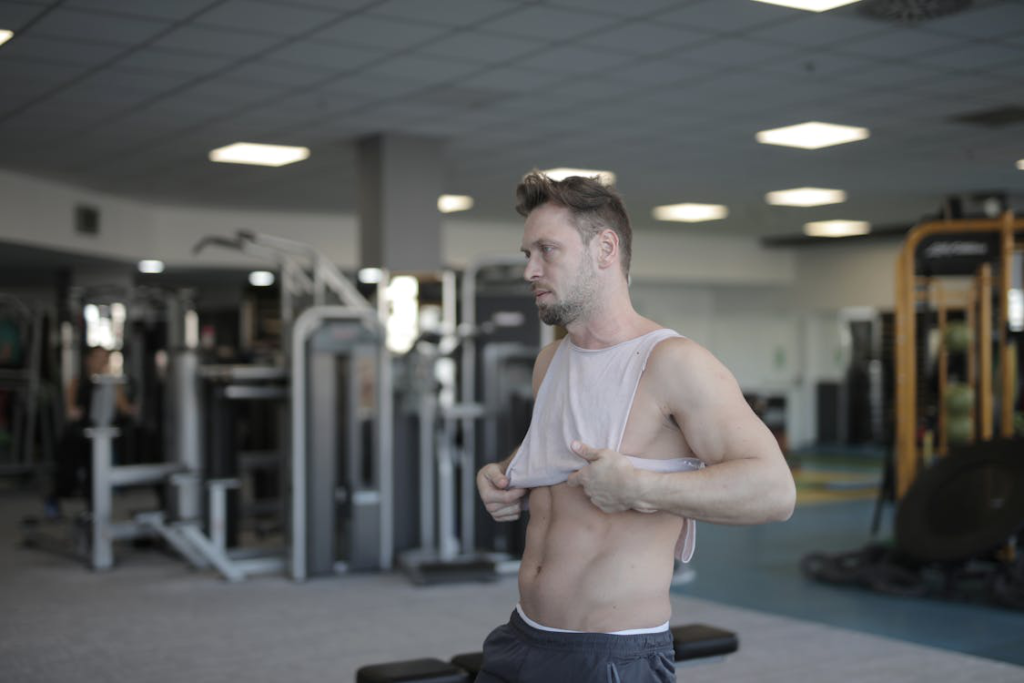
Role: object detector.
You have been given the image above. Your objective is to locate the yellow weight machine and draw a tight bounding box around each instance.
[894,212,1023,498]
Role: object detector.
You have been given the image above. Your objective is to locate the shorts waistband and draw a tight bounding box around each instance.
[508,608,673,654]
[515,604,670,636]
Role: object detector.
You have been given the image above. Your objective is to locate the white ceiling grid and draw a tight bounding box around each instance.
[0,0,1020,234]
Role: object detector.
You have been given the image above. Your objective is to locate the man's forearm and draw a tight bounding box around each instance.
[632,458,795,525]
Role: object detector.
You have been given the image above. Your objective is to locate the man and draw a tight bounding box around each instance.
[45,346,136,519]
[474,172,796,682]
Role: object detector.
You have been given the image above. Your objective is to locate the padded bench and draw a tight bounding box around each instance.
[356,623,738,682]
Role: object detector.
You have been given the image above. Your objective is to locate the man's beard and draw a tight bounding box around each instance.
[537,256,598,327]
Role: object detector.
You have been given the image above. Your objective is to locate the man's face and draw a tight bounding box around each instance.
[521,203,598,327]
[85,349,110,375]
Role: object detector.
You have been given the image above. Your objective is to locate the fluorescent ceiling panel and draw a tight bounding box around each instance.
[359,268,384,284]
[542,167,617,185]
[804,220,871,238]
[248,270,275,287]
[209,142,310,167]
[138,260,165,274]
[653,203,729,223]
[756,121,870,149]
[766,187,847,207]
[438,194,474,213]
[0,29,13,47]
[750,0,862,11]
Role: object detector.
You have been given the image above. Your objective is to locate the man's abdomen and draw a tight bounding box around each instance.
[518,484,683,632]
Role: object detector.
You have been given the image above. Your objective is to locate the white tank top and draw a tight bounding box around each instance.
[506,328,704,562]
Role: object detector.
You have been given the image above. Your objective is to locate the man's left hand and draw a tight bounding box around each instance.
[566,440,645,514]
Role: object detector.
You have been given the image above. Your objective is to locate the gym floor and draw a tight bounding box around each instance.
[2,465,1022,682]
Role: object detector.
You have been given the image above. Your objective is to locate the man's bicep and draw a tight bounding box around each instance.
[667,343,772,465]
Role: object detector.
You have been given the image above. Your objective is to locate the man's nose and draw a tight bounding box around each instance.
[523,256,541,282]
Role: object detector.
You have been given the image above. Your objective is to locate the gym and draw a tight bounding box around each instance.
[0,1,1022,681]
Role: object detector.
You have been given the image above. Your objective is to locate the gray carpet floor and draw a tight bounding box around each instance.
[3,490,1023,683]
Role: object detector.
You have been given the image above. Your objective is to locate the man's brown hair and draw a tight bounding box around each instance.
[515,171,632,278]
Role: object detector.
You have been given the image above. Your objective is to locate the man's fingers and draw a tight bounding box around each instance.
[571,440,600,461]
[566,471,581,488]
[482,468,508,489]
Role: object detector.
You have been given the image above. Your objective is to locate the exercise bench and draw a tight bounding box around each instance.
[356,623,739,682]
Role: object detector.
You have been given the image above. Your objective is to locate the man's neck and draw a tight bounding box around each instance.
[565,296,656,350]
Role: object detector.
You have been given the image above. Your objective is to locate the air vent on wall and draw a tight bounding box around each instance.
[856,0,974,23]
[75,204,100,236]
[952,106,1024,129]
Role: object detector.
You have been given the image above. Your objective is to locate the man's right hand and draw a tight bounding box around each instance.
[477,463,526,522]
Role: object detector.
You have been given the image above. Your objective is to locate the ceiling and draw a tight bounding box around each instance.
[1,0,1022,238]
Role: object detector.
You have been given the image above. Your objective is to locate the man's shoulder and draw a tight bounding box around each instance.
[648,334,727,382]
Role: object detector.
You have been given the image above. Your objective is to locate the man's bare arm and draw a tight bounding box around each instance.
[632,339,796,524]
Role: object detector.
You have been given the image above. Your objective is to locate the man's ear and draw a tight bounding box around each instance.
[597,229,619,269]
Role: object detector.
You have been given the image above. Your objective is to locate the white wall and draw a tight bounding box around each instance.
[0,169,156,261]
[1,169,908,448]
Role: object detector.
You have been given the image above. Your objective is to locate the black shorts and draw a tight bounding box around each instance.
[476,609,675,683]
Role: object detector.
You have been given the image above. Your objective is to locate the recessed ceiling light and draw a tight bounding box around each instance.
[438,194,474,213]
[756,122,870,150]
[209,142,310,167]
[750,0,862,11]
[766,187,847,207]
[0,29,13,47]
[542,167,617,185]
[653,203,729,223]
[248,270,275,287]
[804,220,871,238]
[1016,159,1024,170]
[138,260,165,274]
[358,268,384,285]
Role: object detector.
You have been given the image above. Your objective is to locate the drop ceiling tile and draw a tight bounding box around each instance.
[195,0,341,37]
[418,31,544,64]
[547,0,689,18]
[266,41,386,71]
[323,71,424,98]
[313,14,448,49]
[479,5,618,40]
[0,58,87,85]
[50,70,193,112]
[63,0,214,21]
[913,43,1024,72]
[154,25,281,57]
[0,1,44,30]
[837,26,968,60]
[760,50,879,78]
[676,36,795,67]
[918,3,1024,40]
[30,7,170,45]
[751,12,887,48]
[658,0,797,34]
[178,77,286,107]
[577,21,708,57]
[223,60,334,87]
[831,61,943,89]
[119,47,235,75]
[460,65,565,93]
[0,35,124,66]
[368,0,519,27]
[604,56,723,86]
[517,45,636,75]
[364,53,479,85]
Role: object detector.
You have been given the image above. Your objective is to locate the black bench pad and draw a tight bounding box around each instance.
[356,658,471,683]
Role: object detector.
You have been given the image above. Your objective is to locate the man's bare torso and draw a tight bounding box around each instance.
[517,344,698,631]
